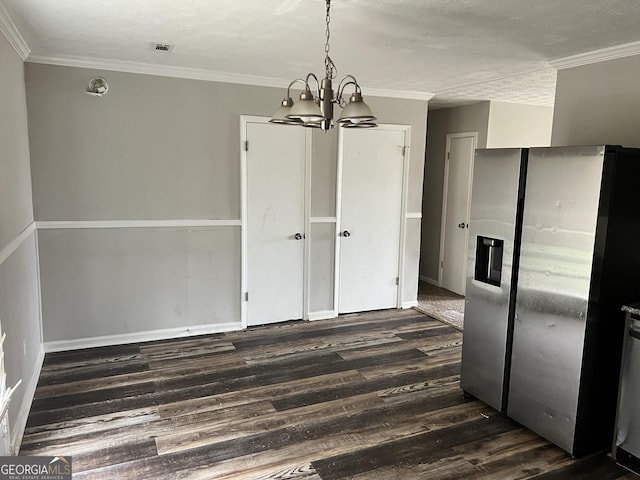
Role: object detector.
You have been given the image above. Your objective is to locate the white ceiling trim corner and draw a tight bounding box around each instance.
[26,53,435,101]
[0,3,30,60]
[550,40,640,70]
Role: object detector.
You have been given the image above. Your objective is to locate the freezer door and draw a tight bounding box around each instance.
[508,145,605,454]
[615,313,640,470]
[461,148,524,411]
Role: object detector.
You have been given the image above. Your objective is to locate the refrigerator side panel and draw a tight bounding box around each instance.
[579,146,640,456]
[460,148,523,411]
[508,145,605,454]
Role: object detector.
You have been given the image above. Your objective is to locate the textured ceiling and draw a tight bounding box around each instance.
[3,0,640,107]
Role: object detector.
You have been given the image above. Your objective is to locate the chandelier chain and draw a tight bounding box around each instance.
[324,0,336,79]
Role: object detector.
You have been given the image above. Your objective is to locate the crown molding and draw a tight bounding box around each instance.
[366,87,434,101]
[0,3,30,60]
[550,40,640,70]
[26,53,289,88]
[26,53,434,101]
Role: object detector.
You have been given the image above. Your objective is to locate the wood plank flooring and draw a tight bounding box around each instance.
[20,309,635,479]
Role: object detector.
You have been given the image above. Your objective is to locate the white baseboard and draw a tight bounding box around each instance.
[11,343,45,454]
[308,310,337,321]
[402,301,419,309]
[44,322,242,352]
[419,275,440,286]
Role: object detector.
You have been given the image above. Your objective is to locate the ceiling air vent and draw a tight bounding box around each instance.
[153,43,174,53]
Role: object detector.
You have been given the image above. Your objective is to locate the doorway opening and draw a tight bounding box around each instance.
[415,280,464,330]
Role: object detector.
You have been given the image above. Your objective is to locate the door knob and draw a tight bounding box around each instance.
[342,230,351,237]
[458,222,467,229]
[294,233,303,240]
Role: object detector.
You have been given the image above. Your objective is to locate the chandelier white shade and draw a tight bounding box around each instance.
[270,0,377,131]
[338,92,376,124]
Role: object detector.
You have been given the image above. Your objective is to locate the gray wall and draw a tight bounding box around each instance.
[552,55,640,147]
[420,102,490,282]
[26,66,278,221]
[487,101,553,148]
[38,227,240,342]
[0,45,33,247]
[309,131,338,312]
[26,63,428,343]
[0,33,42,453]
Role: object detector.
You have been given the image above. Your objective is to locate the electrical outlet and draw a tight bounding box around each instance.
[23,338,27,357]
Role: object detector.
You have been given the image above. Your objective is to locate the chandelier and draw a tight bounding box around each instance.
[270,0,377,131]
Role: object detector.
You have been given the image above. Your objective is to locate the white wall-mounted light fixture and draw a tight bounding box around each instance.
[86,77,108,97]
[270,0,377,131]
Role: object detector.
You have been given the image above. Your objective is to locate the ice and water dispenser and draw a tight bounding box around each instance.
[474,236,504,286]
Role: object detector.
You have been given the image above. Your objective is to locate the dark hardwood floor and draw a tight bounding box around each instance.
[20,309,635,479]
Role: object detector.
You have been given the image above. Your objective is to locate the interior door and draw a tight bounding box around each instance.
[338,126,406,314]
[440,133,476,295]
[246,121,306,326]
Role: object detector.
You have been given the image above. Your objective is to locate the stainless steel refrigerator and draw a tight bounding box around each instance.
[461,145,640,457]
